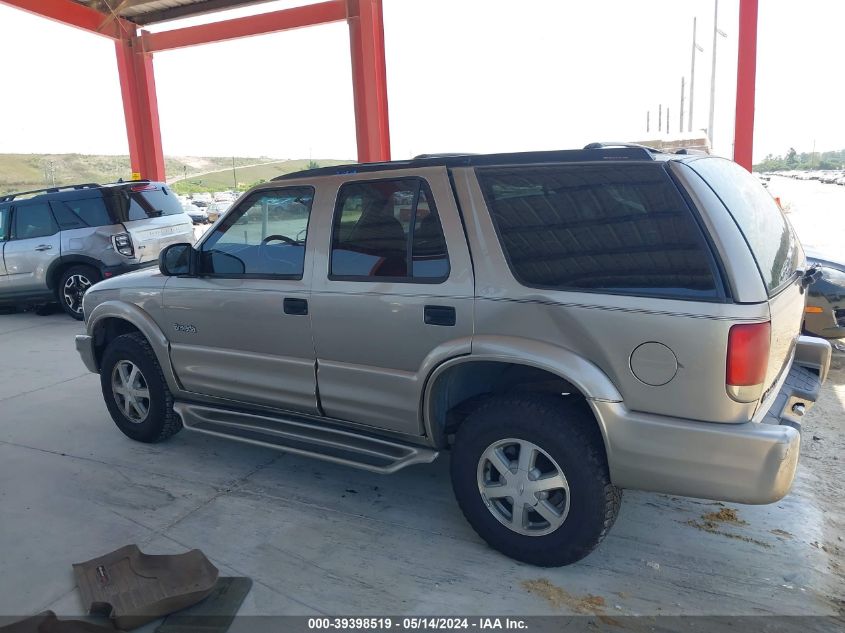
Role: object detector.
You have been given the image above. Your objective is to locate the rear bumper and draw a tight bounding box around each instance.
[596,336,831,504]
[100,260,156,279]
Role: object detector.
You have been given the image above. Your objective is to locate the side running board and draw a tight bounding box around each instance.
[174,402,439,474]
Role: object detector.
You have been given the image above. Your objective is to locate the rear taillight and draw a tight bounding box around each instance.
[726,321,771,403]
[112,232,134,257]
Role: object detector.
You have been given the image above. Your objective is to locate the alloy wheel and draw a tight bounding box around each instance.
[111,360,151,423]
[62,274,92,315]
[477,438,571,536]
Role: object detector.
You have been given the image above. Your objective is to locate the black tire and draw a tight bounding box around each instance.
[450,394,621,567]
[58,265,101,320]
[100,332,182,443]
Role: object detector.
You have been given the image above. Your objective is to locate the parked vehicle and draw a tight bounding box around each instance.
[0,181,194,319]
[206,201,230,222]
[183,200,209,225]
[76,145,831,565]
[804,251,845,340]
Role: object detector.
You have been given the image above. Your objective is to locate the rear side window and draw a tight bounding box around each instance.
[477,164,721,299]
[688,157,802,295]
[330,178,449,281]
[52,197,112,229]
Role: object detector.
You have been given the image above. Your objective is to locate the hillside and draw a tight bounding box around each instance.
[172,158,350,194]
[0,154,350,194]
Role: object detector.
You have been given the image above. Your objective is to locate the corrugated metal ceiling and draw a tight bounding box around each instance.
[73,0,276,25]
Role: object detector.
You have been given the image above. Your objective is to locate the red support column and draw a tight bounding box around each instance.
[733,0,758,171]
[347,0,390,163]
[115,33,166,181]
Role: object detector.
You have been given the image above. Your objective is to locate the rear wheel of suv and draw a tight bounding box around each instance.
[450,394,621,566]
[100,332,182,443]
[58,265,101,320]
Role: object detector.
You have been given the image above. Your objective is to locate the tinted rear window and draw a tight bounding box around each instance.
[133,186,184,217]
[687,157,802,295]
[110,185,185,222]
[476,164,721,299]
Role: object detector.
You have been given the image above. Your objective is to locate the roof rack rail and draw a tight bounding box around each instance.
[0,183,101,203]
[583,142,662,153]
[272,147,661,181]
[413,153,478,159]
[674,148,708,155]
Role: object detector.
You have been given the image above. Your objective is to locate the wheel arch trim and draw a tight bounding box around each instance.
[422,335,623,448]
[46,255,105,290]
[86,300,180,392]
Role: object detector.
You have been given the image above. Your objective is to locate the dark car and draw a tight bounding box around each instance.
[804,251,845,340]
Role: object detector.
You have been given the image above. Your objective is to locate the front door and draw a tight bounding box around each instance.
[163,186,319,414]
[3,200,61,296]
[309,168,475,435]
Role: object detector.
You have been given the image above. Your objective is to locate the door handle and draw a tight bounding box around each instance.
[34,244,53,251]
[424,305,456,326]
[283,297,308,315]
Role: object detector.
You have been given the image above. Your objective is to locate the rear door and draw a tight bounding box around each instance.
[110,184,195,264]
[308,167,474,435]
[687,158,806,391]
[3,200,61,295]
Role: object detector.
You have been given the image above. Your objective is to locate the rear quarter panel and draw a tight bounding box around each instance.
[451,165,769,424]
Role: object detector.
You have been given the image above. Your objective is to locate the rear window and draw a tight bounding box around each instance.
[688,157,802,295]
[132,186,184,217]
[110,185,185,222]
[476,164,721,300]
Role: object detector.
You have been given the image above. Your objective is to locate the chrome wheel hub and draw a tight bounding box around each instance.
[111,360,150,424]
[477,438,570,536]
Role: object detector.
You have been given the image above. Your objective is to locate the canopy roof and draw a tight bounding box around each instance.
[72,0,275,25]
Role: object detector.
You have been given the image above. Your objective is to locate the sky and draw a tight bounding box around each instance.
[0,0,842,164]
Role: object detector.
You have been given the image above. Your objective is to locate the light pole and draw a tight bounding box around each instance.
[689,17,704,133]
[707,0,728,148]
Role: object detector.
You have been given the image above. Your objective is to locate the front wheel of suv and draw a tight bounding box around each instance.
[450,394,621,566]
[58,265,101,320]
[100,332,182,443]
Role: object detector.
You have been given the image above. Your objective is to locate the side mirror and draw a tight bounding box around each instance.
[159,243,194,276]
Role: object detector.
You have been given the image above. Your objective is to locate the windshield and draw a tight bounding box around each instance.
[688,157,803,295]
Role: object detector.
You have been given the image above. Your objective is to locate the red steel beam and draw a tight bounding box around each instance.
[142,0,347,52]
[733,0,758,171]
[347,0,390,162]
[115,35,166,181]
[0,0,132,39]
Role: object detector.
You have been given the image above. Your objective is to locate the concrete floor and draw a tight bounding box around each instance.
[0,310,842,625]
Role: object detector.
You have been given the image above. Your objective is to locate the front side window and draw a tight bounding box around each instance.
[12,202,58,240]
[330,178,449,281]
[200,187,313,277]
[476,164,721,300]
